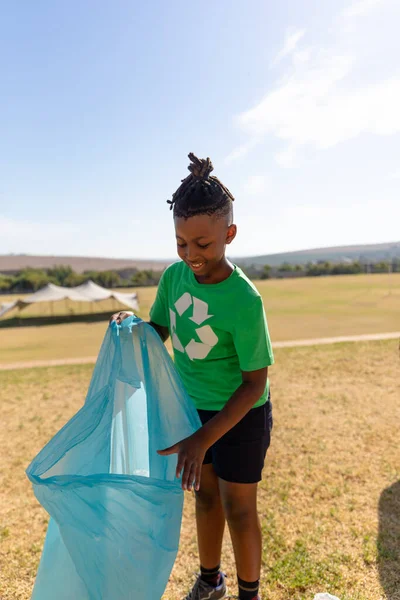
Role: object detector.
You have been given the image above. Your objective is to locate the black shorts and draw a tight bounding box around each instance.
[198,397,273,484]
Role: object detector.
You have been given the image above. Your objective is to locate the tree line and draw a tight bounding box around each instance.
[0,259,399,294]
[253,259,400,279]
[0,265,162,293]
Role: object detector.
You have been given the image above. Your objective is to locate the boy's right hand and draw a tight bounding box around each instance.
[109,311,134,324]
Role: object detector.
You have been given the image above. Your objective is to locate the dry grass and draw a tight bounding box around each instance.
[0,339,399,599]
[1,274,399,365]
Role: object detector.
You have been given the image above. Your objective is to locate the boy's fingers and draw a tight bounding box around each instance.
[110,311,133,324]
[181,462,192,491]
[186,465,197,491]
[194,464,202,492]
[157,443,179,456]
[176,456,186,480]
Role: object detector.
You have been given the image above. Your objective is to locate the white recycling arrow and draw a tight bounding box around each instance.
[195,325,218,347]
[185,326,219,360]
[169,308,176,331]
[175,292,192,316]
[190,297,213,325]
[172,332,184,353]
[185,339,213,360]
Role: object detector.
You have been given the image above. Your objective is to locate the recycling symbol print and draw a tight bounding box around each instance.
[169,293,219,360]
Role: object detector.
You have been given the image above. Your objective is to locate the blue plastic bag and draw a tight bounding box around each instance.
[26,316,201,599]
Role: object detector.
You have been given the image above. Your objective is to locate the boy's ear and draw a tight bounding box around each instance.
[226,224,237,245]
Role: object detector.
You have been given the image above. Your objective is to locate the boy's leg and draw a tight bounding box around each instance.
[182,464,227,599]
[219,480,261,597]
[208,401,272,595]
[219,480,260,579]
[195,463,226,569]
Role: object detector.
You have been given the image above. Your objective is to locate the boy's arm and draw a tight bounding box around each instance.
[195,367,268,447]
[158,367,268,491]
[148,321,170,342]
[110,312,170,342]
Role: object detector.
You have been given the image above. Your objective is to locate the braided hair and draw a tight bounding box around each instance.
[167,153,235,220]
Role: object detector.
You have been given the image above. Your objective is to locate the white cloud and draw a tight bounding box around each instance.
[225,139,258,165]
[292,48,312,65]
[275,146,297,169]
[239,69,400,149]
[226,2,400,167]
[342,0,382,18]
[242,175,268,196]
[389,169,400,179]
[272,28,306,65]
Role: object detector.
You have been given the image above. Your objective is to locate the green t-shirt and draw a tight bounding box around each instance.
[149,261,274,411]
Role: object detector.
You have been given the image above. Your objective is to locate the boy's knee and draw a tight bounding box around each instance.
[195,488,220,512]
[223,499,257,531]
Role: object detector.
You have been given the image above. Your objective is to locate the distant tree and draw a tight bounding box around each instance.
[63,272,87,287]
[373,261,390,273]
[261,265,271,279]
[131,271,148,286]
[0,274,16,292]
[306,264,323,276]
[279,262,294,272]
[12,268,52,292]
[84,271,98,282]
[392,258,400,273]
[47,265,74,286]
[92,270,121,288]
[130,269,162,287]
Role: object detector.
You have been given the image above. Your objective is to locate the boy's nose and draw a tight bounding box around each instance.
[185,247,200,262]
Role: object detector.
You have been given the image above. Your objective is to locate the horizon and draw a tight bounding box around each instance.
[1,238,399,264]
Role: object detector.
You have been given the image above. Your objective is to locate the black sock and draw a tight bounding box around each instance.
[238,576,259,599]
[200,565,221,587]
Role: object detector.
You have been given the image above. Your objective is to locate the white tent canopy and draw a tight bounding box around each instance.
[0,280,139,319]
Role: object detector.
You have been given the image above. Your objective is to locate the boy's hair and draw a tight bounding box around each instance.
[167,153,235,220]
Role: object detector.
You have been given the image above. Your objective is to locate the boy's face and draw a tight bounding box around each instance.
[174,214,236,278]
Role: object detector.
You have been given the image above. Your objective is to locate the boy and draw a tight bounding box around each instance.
[113,153,274,600]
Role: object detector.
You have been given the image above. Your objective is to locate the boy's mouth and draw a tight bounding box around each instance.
[188,261,206,271]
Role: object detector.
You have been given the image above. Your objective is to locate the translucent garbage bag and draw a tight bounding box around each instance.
[26,316,201,599]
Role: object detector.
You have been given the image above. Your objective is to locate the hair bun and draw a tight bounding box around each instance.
[187,152,214,179]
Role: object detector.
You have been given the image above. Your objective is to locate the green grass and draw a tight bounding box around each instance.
[1,273,399,365]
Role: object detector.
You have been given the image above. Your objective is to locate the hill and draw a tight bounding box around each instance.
[238,241,400,267]
[0,254,170,274]
[1,241,399,275]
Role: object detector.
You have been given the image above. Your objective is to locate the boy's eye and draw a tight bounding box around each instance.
[198,243,211,249]
[177,243,186,248]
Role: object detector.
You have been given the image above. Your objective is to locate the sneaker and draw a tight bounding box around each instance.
[184,572,227,599]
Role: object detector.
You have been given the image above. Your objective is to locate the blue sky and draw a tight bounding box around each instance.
[1,0,399,259]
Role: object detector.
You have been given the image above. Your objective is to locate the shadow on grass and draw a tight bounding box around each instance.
[378,480,400,599]
[0,312,112,329]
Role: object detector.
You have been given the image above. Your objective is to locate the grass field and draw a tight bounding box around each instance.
[1,273,399,365]
[0,339,399,599]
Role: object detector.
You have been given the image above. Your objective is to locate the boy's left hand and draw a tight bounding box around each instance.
[157,432,207,492]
